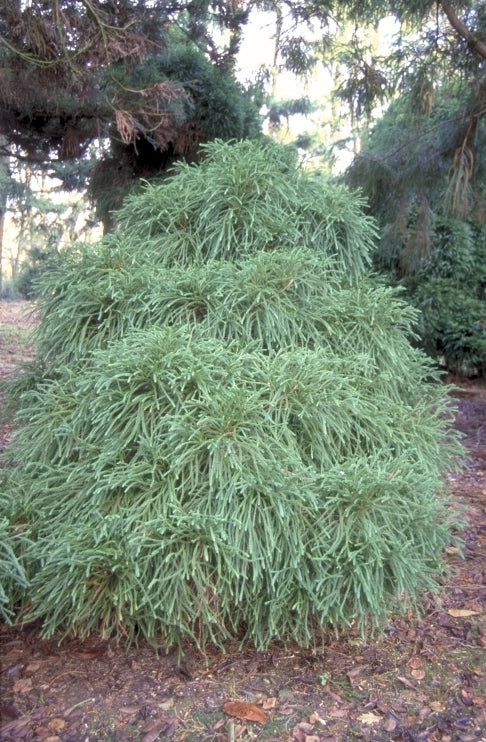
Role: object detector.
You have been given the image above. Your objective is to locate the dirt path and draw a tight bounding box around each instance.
[1,302,485,742]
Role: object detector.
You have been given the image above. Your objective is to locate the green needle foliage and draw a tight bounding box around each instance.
[2,139,464,650]
[0,507,29,624]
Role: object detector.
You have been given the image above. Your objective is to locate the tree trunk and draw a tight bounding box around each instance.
[0,135,8,298]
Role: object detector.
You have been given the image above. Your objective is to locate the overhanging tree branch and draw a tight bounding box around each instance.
[440,1,486,60]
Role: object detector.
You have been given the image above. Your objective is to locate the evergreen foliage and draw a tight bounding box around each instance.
[0,513,28,624]
[1,139,463,650]
[0,1,262,231]
[346,86,486,376]
[14,244,65,300]
[405,216,486,376]
[90,44,262,227]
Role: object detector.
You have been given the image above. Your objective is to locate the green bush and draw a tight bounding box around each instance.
[0,279,22,301]
[412,278,486,376]
[14,244,63,300]
[377,215,486,376]
[2,139,463,649]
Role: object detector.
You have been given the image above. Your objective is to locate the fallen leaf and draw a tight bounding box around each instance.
[141,719,172,742]
[460,689,474,707]
[294,722,315,734]
[0,719,31,737]
[407,657,424,670]
[262,696,278,710]
[0,702,20,721]
[359,712,381,725]
[48,718,67,732]
[13,678,33,694]
[448,609,481,618]
[324,687,344,704]
[328,708,347,719]
[233,722,247,738]
[292,724,307,742]
[410,669,426,680]
[430,702,444,712]
[309,711,327,725]
[32,706,49,723]
[222,701,268,724]
[25,662,41,674]
[383,715,397,732]
[163,720,178,738]
[418,706,431,723]
[446,546,461,555]
[347,665,366,686]
[158,698,174,711]
[142,731,163,742]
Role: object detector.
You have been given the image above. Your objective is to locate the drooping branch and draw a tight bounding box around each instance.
[440,1,486,60]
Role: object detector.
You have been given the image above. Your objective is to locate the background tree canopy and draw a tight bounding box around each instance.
[3,1,486,189]
[2,2,486,370]
[0,0,263,229]
[345,62,486,375]
[2,1,486,215]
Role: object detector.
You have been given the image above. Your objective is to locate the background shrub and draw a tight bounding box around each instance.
[374,214,486,376]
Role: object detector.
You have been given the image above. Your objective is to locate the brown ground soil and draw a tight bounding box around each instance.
[0,301,485,742]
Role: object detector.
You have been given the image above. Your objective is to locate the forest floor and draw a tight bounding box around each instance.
[0,300,485,742]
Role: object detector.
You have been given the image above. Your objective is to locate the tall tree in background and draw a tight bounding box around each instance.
[2,2,486,242]
[344,3,486,376]
[339,1,486,209]
[0,134,7,296]
[0,0,262,231]
[230,2,486,176]
[2,2,486,193]
[251,1,486,373]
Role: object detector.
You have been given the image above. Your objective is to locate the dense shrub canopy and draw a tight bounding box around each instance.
[1,139,463,649]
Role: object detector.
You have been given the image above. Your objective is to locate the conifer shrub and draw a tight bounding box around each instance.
[346,85,486,378]
[371,214,486,377]
[1,139,463,649]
